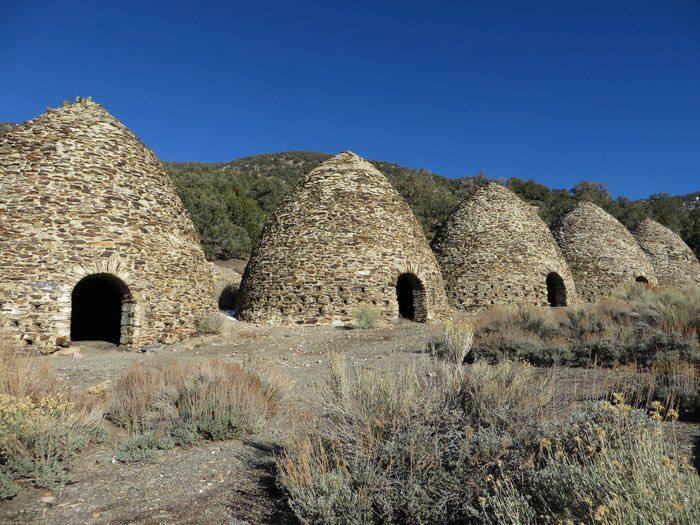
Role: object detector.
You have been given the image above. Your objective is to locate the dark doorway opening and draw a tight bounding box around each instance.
[635,276,649,284]
[71,274,130,345]
[396,273,427,322]
[546,272,567,307]
[218,285,238,312]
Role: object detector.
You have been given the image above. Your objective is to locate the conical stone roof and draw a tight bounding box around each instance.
[431,182,577,309]
[0,99,214,352]
[237,151,449,325]
[631,219,699,287]
[552,202,657,301]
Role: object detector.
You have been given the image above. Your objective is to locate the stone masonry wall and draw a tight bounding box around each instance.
[237,152,449,325]
[431,182,578,309]
[552,202,658,301]
[632,218,700,288]
[0,99,215,352]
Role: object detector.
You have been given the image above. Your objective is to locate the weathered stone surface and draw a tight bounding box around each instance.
[237,151,449,325]
[0,98,215,352]
[431,182,577,309]
[552,202,657,301]
[631,218,699,287]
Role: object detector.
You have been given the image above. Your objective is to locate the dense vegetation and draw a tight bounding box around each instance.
[165,152,700,260]
[278,356,700,524]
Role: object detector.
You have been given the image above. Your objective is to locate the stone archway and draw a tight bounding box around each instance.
[546,272,567,307]
[70,273,133,345]
[396,273,427,322]
[635,275,649,284]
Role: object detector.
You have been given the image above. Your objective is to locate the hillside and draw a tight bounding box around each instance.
[164,151,700,260]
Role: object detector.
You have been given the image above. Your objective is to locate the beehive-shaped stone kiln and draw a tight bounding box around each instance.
[431,182,577,309]
[631,218,699,288]
[237,151,449,324]
[552,202,657,301]
[0,99,214,352]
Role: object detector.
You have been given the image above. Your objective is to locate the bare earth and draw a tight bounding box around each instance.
[1,319,698,525]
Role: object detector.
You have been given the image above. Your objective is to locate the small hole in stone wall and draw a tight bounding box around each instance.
[635,276,649,284]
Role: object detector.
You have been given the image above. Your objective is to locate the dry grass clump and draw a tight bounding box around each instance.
[430,321,475,364]
[605,361,700,419]
[352,304,382,329]
[108,358,287,460]
[196,312,225,335]
[277,357,699,524]
[0,342,105,499]
[474,285,699,368]
[277,359,554,524]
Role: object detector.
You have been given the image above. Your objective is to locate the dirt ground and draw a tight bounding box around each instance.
[1,319,698,525]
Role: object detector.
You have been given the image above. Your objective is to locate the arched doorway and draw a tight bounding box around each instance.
[635,276,649,284]
[396,273,427,322]
[546,272,567,307]
[218,285,238,313]
[70,274,131,345]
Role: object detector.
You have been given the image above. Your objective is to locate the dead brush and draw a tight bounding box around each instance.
[430,321,475,364]
[0,341,61,400]
[108,358,288,451]
[603,361,700,418]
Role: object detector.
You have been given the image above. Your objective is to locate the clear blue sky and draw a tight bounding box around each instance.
[1,1,698,199]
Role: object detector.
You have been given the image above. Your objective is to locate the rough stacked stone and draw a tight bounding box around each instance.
[0,99,215,352]
[552,202,657,301]
[431,182,577,310]
[237,151,449,325]
[631,218,700,287]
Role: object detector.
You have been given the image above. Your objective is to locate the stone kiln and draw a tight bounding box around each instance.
[552,202,657,301]
[631,218,700,288]
[237,151,449,325]
[431,182,577,310]
[0,99,214,352]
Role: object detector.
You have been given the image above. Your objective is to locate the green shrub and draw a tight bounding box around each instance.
[108,359,286,446]
[0,343,105,499]
[114,432,174,463]
[0,395,105,495]
[353,305,382,329]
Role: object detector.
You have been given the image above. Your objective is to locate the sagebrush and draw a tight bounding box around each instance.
[0,343,105,499]
[107,358,287,459]
[474,285,700,368]
[277,358,699,524]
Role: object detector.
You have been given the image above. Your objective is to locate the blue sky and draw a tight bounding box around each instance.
[1,1,698,198]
